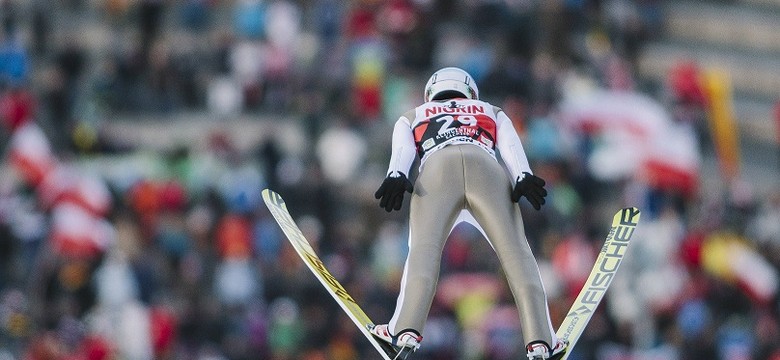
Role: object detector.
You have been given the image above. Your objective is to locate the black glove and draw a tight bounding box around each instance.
[374,173,414,212]
[511,172,547,210]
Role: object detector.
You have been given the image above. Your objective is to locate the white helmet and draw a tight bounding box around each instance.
[424,67,479,102]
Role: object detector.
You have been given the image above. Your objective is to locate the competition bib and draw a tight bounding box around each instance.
[412,100,498,160]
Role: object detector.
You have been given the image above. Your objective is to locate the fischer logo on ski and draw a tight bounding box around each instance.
[556,207,640,360]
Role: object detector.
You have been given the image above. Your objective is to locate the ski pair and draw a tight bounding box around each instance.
[262,189,640,360]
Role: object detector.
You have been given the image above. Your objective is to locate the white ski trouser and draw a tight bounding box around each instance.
[389,144,556,346]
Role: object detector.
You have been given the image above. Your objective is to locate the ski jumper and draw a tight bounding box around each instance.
[384,98,557,347]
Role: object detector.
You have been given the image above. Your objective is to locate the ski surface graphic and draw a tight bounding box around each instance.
[262,189,400,360]
[555,207,640,359]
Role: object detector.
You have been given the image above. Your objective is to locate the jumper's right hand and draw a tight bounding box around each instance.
[511,172,547,210]
[374,172,414,212]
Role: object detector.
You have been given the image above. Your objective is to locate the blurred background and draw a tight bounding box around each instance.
[0,0,779,359]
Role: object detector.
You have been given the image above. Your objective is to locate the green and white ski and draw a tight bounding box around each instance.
[262,189,405,360]
[555,207,641,360]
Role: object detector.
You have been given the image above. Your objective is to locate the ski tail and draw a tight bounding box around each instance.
[555,207,641,360]
[262,189,400,360]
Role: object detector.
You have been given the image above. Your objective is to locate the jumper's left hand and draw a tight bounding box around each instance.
[511,172,547,210]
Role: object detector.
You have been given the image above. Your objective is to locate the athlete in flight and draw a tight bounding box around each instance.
[371,67,567,360]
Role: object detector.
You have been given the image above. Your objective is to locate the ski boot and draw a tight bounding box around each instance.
[368,324,422,359]
[526,339,568,360]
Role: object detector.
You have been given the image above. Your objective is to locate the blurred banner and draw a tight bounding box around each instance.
[702,68,741,182]
[701,231,779,305]
[559,89,700,196]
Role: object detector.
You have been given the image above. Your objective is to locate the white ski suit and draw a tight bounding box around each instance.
[383,97,558,347]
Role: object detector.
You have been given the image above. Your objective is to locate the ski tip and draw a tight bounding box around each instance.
[616,207,641,226]
[263,188,284,199]
[261,189,288,210]
[261,188,273,202]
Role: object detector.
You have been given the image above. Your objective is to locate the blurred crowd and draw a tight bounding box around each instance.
[1,0,779,360]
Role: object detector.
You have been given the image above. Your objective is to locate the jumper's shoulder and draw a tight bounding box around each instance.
[396,108,417,126]
[402,108,416,120]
